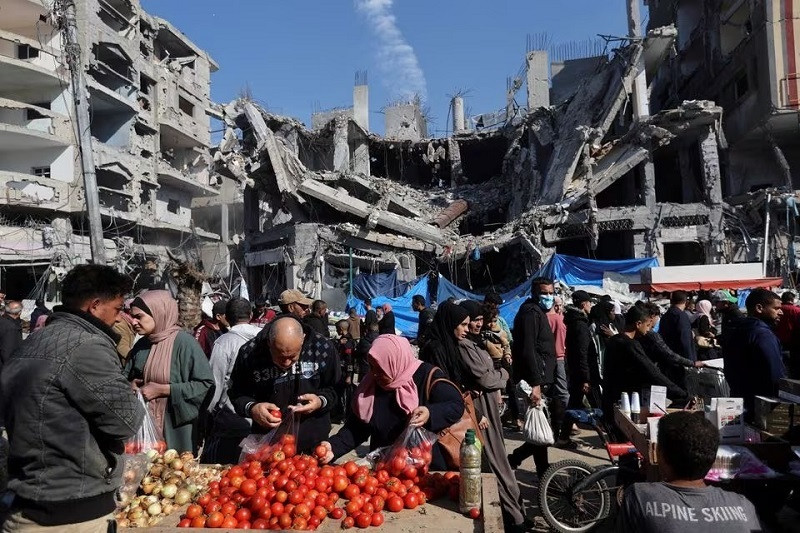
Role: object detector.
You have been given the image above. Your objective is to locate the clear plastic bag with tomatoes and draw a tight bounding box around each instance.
[365,425,438,481]
[238,408,300,466]
[123,391,165,455]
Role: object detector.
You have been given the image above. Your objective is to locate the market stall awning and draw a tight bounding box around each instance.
[629,278,783,293]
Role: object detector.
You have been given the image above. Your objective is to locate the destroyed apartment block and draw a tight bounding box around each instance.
[214,24,759,304]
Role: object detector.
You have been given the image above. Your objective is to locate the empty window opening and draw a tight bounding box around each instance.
[663,242,705,266]
[167,199,180,213]
[178,96,194,118]
[32,166,51,178]
[17,44,39,60]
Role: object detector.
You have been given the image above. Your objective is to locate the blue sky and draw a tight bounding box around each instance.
[141,1,640,136]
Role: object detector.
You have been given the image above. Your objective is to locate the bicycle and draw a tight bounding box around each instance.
[538,408,645,533]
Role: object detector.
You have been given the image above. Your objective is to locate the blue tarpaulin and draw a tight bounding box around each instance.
[350,270,414,300]
[436,254,659,325]
[346,277,430,338]
[538,254,659,287]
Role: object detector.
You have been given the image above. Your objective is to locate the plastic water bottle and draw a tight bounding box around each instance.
[631,392,641,422]
[620,392,631,418]
[459,429,482,513]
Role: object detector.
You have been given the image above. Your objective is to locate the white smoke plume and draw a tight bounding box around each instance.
[354,0,427,100]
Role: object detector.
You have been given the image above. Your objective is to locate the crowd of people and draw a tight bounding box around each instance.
[0,266,793,532]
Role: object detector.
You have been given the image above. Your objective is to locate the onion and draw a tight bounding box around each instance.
[133,516,148,528]
[143,495,159,508]
[162,501,175,515]
[180,451,194,463]
[117,518,130,528]
[147,502,162,516]
[163,449,179,463]
[141,477,156,495]
[169,458,184,472]
[161,483,177,499]
[184,483,199,496]
[127,507,143,520]
[145,449,159,461]
[174,488,192,505]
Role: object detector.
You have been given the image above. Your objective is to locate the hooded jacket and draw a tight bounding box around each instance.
[511,298,556,387]
[0,308,145,525]
[563,306,599,386]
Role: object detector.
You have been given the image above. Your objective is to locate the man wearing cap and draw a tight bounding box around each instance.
[713,289,743,338]
[559,291,601,446]
[278,289,313,320]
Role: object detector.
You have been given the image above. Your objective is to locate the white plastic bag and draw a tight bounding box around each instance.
[523,402,554,446]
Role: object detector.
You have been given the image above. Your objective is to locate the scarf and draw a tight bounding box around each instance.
[135,290,181,441]
[696,300,714,326]
[420,302,469,385]
[353,335,421,423]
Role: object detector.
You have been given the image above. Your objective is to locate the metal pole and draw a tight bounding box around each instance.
[348,247,353,297]
[763,193,771,276]
[59,0,106,263]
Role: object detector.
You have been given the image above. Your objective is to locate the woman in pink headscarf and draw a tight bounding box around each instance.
[124,290,214,453]
[319,334,463,470]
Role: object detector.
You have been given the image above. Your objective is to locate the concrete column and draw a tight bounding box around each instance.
[447,138,465,185]
[351,123,371,176]
[633,231,649,258]
[640,160,656,207]
[452,96,465,133]
[526,51,550,109]
[699,126,725,264]
[220,203,229,244]
[627,0,650,118]
[333,116,350,172]
[353,84,369,131]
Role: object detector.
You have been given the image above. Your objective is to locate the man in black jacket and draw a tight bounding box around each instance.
[0,300,23,370]
[558,291,601,446]
[659,291,696,362]
[602,305,687,436]
[304,299,330,338]
[508,278,560,477]
[228,316,340,454]
[638,302,703,388]
[412,294,434,346]
[0,265,144,533]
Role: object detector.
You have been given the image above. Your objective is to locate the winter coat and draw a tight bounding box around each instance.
[0,314,22,369]
[659,306,696,362]
[228,318,341,453]
[563,306,599,386]
[511,298,556,387]
[304,314,330,338]
[0,308,144,526]
[722,316,786,417]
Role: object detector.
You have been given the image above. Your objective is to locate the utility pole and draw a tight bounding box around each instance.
[57,0,106,263]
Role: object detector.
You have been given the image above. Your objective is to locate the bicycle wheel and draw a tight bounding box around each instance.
[539,459,611,533]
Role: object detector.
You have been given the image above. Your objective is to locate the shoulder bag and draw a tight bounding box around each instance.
[423,366,484,469]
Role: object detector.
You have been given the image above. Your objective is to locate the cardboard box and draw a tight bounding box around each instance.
[706,398,744,443]
[641,385,667,418]
[753,395,798,435]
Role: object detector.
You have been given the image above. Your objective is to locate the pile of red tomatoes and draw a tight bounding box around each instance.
[177,434,457,530]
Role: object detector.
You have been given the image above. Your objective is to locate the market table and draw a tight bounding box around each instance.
[125,473,504,532]
[613,405,800,526]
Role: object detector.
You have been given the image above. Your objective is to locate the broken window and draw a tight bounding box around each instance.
[17,44,39,60]
[178,96,194,118]
[167,198,180,214]
[663,242,705,266]
[98,0,133,33]
[26,106,48,121]
[31,166,51,178]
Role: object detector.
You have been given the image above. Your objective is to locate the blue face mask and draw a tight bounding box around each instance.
[539,294,555,311]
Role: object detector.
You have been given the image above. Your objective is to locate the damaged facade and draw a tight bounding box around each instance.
[214,1,800,303]
[0,0,232,297]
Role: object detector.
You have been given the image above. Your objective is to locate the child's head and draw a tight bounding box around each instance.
[336,319,350,337]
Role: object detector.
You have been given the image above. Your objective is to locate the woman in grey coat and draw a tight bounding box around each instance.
[420,301,526,532]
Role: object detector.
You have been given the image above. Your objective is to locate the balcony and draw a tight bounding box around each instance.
[0,31,64,92]
[0,170,72,210]
[0,98,72,142]
[157,157,218,195]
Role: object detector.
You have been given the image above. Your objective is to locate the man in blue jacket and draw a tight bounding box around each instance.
[658,290,696,364]
[721,288,785,420]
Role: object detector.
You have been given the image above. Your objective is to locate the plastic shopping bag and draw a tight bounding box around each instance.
[124,391,164,454]
[365,425,438,480]
[239,409,300,465]
[523,402,554,446]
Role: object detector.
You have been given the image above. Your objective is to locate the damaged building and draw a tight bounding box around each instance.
[0,0,233,298]
[215,21,735,304]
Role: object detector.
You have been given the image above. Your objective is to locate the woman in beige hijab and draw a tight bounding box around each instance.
[125,290,214,453]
